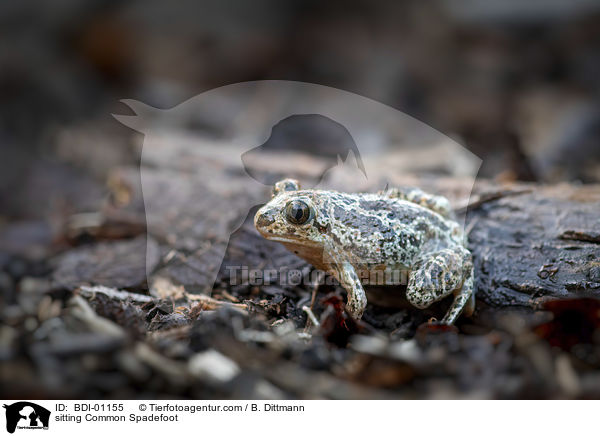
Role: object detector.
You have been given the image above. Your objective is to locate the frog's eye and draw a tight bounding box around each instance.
[285,200,312,225]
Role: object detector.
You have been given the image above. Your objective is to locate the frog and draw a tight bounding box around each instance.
[254,178,475,324]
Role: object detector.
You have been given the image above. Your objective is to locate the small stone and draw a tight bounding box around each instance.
[188,349,240,384]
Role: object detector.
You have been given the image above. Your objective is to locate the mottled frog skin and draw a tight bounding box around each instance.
[254,179,475,324]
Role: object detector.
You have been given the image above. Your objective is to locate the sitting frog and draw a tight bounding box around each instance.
[254,179,475,324]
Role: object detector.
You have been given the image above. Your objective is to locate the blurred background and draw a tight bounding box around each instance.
[3,0,600,226]
[2,0,600,400]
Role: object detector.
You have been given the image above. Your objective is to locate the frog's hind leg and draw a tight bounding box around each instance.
[380,187,452,218]
[442,269,474,324]
[406,248,474,324]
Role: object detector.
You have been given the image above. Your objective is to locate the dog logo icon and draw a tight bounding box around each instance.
[113,80,481,292]
[3,402,50,433]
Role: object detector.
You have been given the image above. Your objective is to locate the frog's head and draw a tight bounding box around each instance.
[254,179,329,249]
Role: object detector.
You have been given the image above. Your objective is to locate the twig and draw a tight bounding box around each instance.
[454,188,532,215]
[78,285,153,303]
[302,306,320,328]
[186,293,248,310]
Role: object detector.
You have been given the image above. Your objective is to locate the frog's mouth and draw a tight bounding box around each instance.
[258,232,321,248]
[261,235,296,243]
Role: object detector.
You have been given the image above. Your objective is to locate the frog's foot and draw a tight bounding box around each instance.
[406,248,474,324]
[333,261,367,319]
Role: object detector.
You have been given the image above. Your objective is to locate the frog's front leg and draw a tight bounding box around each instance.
[331,261,367,319]
[406,247,474,324]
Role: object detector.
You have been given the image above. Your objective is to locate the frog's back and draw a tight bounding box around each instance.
[315,191,457,268]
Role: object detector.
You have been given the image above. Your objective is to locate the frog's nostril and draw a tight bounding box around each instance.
[256,212,275,228]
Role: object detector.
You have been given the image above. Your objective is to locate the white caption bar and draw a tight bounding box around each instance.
[1,400,595,435]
